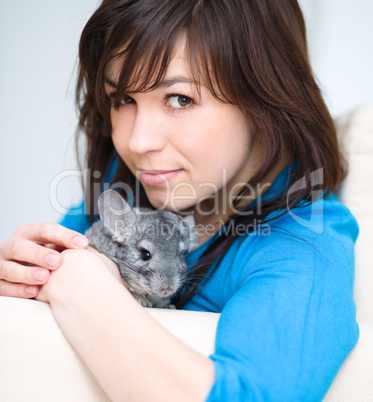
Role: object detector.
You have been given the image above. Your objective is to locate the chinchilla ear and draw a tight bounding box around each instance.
[98,190,137,240]
[182,214,198,252]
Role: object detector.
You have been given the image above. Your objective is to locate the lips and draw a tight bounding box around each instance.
[138,169,183,186]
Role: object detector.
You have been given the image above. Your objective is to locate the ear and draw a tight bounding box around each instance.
[98,190,137,240]
[182,214,198,252]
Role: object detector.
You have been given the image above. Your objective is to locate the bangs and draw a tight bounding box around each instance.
[86,0,239,117]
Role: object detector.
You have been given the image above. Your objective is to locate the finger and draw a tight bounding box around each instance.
[0,261,50,285]
[44,243,66,252]
[0,280,40,298]
[35,286,48,303]
[2,238,63,270]
[14,222,89,250]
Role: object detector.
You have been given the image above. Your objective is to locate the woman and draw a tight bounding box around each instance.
[0,0,359,400]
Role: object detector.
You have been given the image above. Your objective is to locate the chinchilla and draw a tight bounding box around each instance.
[85,189,197,308]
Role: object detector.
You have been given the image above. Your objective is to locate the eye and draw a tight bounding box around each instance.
[140,248,152,261]
[108,93,135,110]
[168,95,192,109]
[120,95,135,105]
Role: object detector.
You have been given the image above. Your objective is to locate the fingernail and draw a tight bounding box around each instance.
[46,253,59,267]
[25,286,38,296]
[73,236,88,247]
[33,270,47,281]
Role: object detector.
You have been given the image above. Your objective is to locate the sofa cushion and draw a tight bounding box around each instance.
[335,104,373,324]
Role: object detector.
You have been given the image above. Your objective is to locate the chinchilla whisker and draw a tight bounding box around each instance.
[172,287,184,298]
[185,274,210,282]
[179,273,189,282]
[188,265,205,274]
[182,280,205,295]
[187,258,213,272]
[99,251,139,273]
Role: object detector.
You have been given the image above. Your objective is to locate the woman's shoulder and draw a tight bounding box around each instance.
[249,192,358,254]
[225,193,359,289]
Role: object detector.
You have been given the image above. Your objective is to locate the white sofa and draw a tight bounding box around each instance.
[1,105,372,401]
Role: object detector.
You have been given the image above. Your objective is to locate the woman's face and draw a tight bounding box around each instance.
[105,40,264,216]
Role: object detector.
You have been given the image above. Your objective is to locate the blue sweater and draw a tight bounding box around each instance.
[59,167,359,401]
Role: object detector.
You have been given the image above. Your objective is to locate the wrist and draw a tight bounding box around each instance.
[86,246,123,282]
[44,248,125,307]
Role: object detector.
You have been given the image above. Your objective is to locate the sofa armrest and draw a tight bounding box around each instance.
[324,322,373,401]
[0,297,110,401]
[1,296,372,401]
[0,296,219,401]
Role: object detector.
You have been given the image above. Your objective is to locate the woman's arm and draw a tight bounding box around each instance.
[37,248,215,402]
[202,227,359,401]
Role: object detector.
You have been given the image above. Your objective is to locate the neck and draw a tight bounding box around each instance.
[193,155,290,246]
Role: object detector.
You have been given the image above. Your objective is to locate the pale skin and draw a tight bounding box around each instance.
[0,37,288,401]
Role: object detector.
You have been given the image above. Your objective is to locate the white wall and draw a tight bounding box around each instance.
[1,0,373,241]
[0,0,99,241]
[299,0,373,116]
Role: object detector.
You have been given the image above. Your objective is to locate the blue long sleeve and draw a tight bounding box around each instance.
[58,199,92,234]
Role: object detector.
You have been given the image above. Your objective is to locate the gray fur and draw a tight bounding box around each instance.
[85,190,195,308]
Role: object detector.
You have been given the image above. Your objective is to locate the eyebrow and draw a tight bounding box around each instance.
[105,77,118,88]
[104,75,197,90]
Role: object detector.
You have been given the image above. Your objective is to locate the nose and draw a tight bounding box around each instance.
[160,285,175,296]
[128,106,167,155]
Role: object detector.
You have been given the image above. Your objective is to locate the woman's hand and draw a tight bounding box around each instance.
[0,223,89,299]
[35,247,123,304]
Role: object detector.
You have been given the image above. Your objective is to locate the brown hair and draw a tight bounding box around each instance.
[76,0,346,308]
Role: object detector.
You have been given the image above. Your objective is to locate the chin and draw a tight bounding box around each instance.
[146,195,196,215]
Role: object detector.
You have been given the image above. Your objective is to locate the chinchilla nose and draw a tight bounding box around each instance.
[160,285,174,296]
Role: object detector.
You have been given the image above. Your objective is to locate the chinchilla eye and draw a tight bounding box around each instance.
[140,248,152,261]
